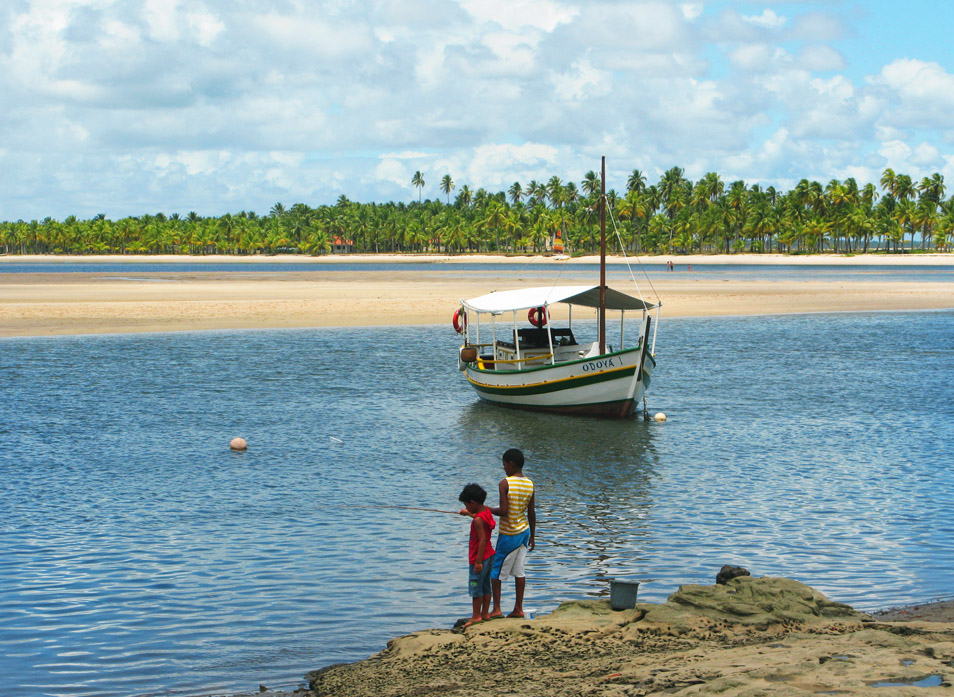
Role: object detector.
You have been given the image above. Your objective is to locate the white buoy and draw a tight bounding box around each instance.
[654,412,667,422]
[229,437,248,451]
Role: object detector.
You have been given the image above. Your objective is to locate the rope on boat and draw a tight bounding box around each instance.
[606,203,662,308]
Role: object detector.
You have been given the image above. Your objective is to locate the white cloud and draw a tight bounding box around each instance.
[729,44,788,72]
[743,9,787,30]
[796,45,846,72]
[876,59,954,106]
[680,4,703,22]
[143,0,181,42]
[187,9,224,47]
[457,0,578,32]
[380,151,435,160]
[874,140,943,176]
[1,0,953,219]
[256,12,374,58]
[550,57,611,102]
[785,12,845,42]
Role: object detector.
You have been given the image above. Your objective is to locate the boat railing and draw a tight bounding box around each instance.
[482,353,553,370]
[492,353,552,365]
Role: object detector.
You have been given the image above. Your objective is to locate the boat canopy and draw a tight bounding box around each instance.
[461,285,657,315]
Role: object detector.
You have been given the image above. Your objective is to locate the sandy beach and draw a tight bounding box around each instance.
[1,254,953,338]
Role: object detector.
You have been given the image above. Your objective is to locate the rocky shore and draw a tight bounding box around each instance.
[220,576,954,697]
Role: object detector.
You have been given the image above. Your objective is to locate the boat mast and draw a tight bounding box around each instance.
[599,155,606,355]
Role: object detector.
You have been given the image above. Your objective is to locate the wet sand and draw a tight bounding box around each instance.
[1,254,953,338]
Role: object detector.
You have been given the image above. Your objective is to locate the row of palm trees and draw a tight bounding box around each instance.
[2,167,953,256]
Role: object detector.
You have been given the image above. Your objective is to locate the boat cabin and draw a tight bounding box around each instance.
[458,285,657,373]
[489,327,588,370]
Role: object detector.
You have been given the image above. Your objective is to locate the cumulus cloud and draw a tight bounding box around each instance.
[742,9,787,30]
[0,0,952,218]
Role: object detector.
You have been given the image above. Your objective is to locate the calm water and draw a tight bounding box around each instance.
[1,260,952,283]
[2,311,953,696]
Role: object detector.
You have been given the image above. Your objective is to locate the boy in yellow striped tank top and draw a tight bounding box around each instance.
[489,448,535,619]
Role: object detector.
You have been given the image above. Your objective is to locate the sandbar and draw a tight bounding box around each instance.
[1,254,953,338]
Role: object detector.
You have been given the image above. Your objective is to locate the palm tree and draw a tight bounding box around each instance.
[880,168,897,198]
[581,170,600,199]
[526,180,543,205]
[508,182,523,205]
[626,169,647,194]
[440,174,455,204]
[894,198,917,251]
[455,185,473,208]
[546,176,563,209]
[411,171,425,202]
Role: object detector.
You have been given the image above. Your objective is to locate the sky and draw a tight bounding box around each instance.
[2,0,954,220]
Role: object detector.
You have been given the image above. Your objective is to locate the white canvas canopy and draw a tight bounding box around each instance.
[461,285,657,314]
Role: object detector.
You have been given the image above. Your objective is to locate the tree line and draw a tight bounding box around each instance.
[1,167,952,256]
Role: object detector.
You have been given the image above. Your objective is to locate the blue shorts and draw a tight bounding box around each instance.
[468,554,495,598]
[492,529,531,580]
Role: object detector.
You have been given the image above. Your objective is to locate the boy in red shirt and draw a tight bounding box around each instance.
[458,483,496,628]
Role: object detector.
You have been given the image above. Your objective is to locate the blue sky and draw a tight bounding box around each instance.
[1,0,953,220]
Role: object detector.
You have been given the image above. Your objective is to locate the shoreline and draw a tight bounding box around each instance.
[233,579,954,697]
[2,260,953,338]
[3,251,954,266]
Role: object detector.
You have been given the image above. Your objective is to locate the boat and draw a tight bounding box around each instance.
[453,157,660,418]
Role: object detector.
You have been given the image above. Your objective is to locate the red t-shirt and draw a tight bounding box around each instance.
[468,508,496,564]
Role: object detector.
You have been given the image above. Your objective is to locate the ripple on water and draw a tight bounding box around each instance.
[1,312,953,696]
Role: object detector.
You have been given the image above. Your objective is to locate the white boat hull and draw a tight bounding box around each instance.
[464,344,655,418]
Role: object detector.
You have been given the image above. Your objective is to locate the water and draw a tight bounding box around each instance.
[1,310,953,696]
[1,260,951,283]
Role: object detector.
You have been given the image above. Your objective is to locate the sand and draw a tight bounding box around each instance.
[1,254,953,338]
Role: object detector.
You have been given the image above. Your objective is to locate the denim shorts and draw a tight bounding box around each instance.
[468,553,495,598]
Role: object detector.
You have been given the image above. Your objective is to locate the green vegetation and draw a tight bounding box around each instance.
[2,167,952,256]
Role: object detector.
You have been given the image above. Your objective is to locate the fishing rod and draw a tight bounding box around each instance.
[357,504,462,515]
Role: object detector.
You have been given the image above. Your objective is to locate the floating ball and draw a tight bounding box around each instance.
[229,437,248,451]
[654,413,667,422]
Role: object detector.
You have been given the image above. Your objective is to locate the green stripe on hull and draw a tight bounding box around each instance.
[469,365,637,396]
[476,394,637,417]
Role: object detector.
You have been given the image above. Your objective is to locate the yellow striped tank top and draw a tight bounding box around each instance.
[499,475,534,535]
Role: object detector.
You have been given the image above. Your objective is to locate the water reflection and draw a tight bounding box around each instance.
[455,403,660,599]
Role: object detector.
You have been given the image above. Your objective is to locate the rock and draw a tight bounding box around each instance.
[716,565,750,585]
[664,576,857,627]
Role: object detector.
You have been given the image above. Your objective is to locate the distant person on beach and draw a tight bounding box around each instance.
[489,448,535,618]
[458,483,496,628]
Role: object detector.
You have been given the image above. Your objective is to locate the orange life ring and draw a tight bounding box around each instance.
[528,306,548,327]
[452,308,467,334]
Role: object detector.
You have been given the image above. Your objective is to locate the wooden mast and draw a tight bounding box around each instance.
[599,155,606,354]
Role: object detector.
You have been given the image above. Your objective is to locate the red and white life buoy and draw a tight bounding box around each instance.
[452,307,468,334]
[528,306,548,327]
